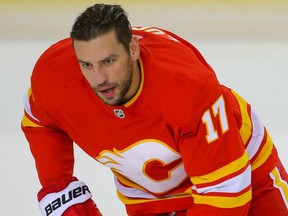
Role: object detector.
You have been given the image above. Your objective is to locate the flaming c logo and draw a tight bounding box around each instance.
[96,139,187,194]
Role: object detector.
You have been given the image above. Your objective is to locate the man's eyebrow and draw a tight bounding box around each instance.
[78,59,90,64]
[78,54,119,65]
[100,54,118,62]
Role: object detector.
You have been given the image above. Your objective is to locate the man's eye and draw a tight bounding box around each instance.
[103,59,115,65]
[81,63,91,68]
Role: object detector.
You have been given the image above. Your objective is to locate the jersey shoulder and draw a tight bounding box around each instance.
[132,26,213,73]
[31,38,84,111]
[133,26,216,89]
[33,38,80,79]
[133,27,222,132]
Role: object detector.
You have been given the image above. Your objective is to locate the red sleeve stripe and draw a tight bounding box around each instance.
[192,164,251,194]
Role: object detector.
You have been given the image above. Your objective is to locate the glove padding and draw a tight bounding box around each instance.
[38,177,102,216]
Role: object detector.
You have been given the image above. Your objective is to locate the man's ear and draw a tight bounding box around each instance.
[130,36,140,60]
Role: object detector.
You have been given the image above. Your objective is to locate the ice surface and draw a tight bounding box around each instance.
[1,1,287,215]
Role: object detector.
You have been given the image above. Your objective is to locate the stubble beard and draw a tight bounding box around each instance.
[94,60,133,106]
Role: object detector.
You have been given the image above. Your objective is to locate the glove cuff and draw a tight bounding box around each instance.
[38,179,92,216]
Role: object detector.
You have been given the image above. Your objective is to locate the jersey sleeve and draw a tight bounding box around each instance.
[21,87,74,187]
[178,75,251,215]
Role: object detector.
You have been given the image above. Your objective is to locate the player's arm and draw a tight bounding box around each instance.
[21,88,102,216]
[179,76,251,215]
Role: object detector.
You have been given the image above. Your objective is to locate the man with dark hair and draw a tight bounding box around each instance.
[22,3,288,216]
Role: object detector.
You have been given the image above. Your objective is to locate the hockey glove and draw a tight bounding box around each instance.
[38,177,102,216]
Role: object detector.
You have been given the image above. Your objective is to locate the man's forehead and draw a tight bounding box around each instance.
[73,32,126,63]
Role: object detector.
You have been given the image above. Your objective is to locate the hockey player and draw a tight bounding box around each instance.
[21,3,288,216]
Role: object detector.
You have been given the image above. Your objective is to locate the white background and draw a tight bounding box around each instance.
[1,1,287,215]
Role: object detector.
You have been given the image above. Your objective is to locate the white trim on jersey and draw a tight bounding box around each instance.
[23,91,40,122]
[269,167,288,209]
[192,165,251,194]
[245,108,265,160]
[114,177,156,199]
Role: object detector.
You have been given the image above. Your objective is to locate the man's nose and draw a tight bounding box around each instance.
[92,66,108,84]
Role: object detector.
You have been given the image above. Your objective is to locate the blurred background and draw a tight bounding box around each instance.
[1,0,287,215]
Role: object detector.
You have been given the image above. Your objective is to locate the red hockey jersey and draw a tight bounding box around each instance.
[22,27,278,215]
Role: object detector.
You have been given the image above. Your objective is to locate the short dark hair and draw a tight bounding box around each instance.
[70,4,132,53]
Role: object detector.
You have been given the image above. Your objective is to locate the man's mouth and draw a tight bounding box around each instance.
[98,87,115,99]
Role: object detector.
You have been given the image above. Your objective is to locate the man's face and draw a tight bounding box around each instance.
[73,30,138,106]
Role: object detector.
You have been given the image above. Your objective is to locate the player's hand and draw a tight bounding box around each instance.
[38,177,102,216]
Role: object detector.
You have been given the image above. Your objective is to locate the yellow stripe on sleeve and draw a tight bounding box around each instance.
[190,152,249,185]
[192,187,251,208]
[21,114,43,127]
[27,87,32,97]
[231,90,252,145]
[251,131,273,170]
[21,87,43,128]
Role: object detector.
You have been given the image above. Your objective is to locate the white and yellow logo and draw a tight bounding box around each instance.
[97,139,186,194]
